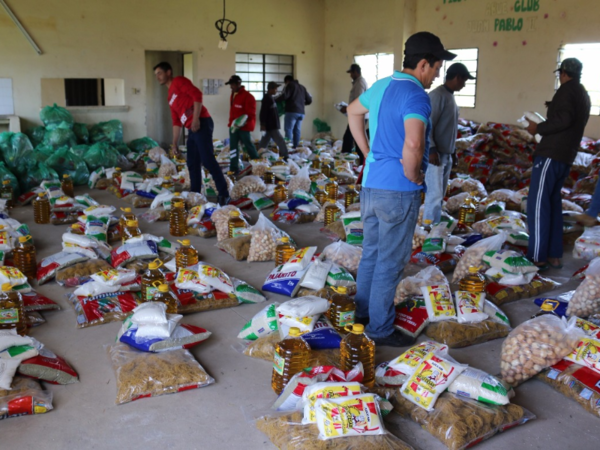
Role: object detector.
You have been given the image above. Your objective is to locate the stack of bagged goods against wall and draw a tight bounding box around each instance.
[2,100,600,446]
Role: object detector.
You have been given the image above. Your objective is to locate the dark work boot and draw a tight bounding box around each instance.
[217,195,230,206]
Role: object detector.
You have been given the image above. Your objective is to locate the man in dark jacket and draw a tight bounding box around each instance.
[525,57,591,270]
[258,82,288,158]
[279,75,312,148]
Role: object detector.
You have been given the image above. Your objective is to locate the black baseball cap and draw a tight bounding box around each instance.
[347,63,361,73]
[225,75,242,85]
[555,58,583,76]
[267,81,281,89]
[447,62,476,80]
[404,31,457,60]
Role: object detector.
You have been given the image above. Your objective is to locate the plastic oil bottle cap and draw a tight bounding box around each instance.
[71,224,79,229]
[1,282,12,292]
[18,236,30,243]
[126,220,137,227]
[336,286,347,294]
[230,210,240,217]
[38,192,47,197]
[2,180,10,185]
[180,239,191,246]
[540,301,557,312]
[468,267,480,274]
[121,207,132,213]
[158,284,169,293]
[349,323,364,334]
[288,327,302,337]
[349,185,355,189]
[280,237,289,243]
[63,174,69,179]
[146,167,153,172]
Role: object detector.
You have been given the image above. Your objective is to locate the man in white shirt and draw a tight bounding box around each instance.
[341,64,368,165]
[423,63,475,224]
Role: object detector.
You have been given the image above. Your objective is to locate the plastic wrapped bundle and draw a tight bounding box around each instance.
[40,103,74,130]
[90,120,124,145]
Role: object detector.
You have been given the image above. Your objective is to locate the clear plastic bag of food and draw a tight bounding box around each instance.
[500,315,583,386]
[394,266,447,305]
[0,376,53,419]
[106,342,214,405]
[288,165,312,193]
[321,241,362,276]
[452,232,507,283]
[55,259,112,287]
[568,257,600,317]
[248,213,290,262]
[230,175,266,200]
[425,319,510,348]
[485,275,560,306]
[68,291,139,328]
[216,235,251,261]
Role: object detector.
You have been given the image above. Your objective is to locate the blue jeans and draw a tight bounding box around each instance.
[355,187,422,338]
[187,117,229,196]
[284,112,304,148]
[587,178,600,217]
[527,156,570,263]
[423,152,453,223]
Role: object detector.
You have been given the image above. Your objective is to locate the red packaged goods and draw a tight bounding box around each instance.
[19,348,79,385]
[394,298,429,338]
[68,291,139,328]
[37,251,89,284]
[21,291,60,312]
[228,197,253,209]
[409,248,457,273]
[111,240,159,268]
[0,377,53,419]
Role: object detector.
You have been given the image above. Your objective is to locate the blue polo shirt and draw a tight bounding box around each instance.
[359,71,431,191]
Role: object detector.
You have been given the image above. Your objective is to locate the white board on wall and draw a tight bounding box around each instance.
[0,79,14,115]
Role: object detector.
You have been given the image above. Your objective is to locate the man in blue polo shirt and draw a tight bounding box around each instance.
[347,32,456,347]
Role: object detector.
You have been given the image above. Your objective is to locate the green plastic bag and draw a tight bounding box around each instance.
[83,142,119,170]
[0,161,20,196]
[42,126,77,150]
[20,160,58,192]
[33,145,55,162]
[72,123,89,144]
[0,132,14,156]
[89,120,123,145]
[128,137,158,153]
[1,133,34,174]
[115,143,131,156]
[45,146,90,186]
[40,103,74,130]
[313,118,331,133]
[70,144,89,159]
[27,126,46,147]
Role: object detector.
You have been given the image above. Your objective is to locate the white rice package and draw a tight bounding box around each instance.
[300,259,332,291]
[262,264,310,297]
[0,358,20,390]
[455,291,488,323]
[36,251,89,284]
[90,268,137,287]
[282,246,317,272]
[237,303,279,340]
[447,367,511,405]
[314,394,386,440]
[277,296,329,318]
[191,262,234,294]
[0,329,34,353]
[175,268,211,295]
[421,284,456,322]
[302,381,363,424]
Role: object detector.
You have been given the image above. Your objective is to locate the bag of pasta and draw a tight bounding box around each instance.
[500,315,583,387]
[425,319,510,348]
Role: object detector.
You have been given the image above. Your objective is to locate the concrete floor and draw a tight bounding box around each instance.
[1,185,597,450]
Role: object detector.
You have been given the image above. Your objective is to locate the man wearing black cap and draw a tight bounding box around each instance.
[278,75,312,148]
[525,58,590,270]
[226,75,259,173]
[258,82,288,158]
[341,64,368,164]
[423,63,475,224]
[347,31,456,347]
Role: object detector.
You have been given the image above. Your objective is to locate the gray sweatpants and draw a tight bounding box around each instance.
[258,129,288,158]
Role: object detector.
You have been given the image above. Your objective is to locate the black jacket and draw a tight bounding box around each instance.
[534,80,591,165]
[260,93,280,131]
[279,80,312,114]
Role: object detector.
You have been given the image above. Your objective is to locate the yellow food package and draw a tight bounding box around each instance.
[302,381,362,424]
[314,394,385,440]
[421,284,456,322]
[400,352,466,411]
[565,338,600,374]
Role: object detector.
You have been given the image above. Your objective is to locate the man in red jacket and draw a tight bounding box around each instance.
[154,62,229,205]
[226,75,259,173]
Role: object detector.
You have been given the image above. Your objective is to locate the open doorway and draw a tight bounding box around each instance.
[145,51,194,148]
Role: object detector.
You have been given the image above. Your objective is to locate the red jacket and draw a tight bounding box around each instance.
[228,87,256,132]
[168,76,210,129]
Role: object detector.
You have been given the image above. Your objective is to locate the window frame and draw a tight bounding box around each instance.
[557,43,600,116]
[235,53,295,99]
[429,47,479,109]
[353,52,394,87]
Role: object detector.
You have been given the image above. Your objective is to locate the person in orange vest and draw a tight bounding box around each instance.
[226,75,259,173]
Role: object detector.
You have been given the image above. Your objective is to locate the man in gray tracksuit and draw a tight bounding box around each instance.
[423,63,475,224]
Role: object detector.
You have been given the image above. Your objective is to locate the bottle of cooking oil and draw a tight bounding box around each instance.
[344,185,358,208]
[145,167,157,179]
[328,286,355,332]
[459,266,486,293]
[423,219,433,232]
[263,171,275,184]
[321,161,332,178]
[271,327,311,395]
[112,167,122,188]
[324,200,342,226]
[119,208,137,238]
[13,236,36,281]
[314,189,327,206]
[341,323,375,388]
[176,239,199,270]
[275,237,295,266]
[531,299,561,319]
[140,260,165,302]
[0,283,26,335]
[228,210,247,238]
[169,200,187,237]
[33,192,50,224]
[152,283,178,314]
[273,181,288,204]
[61,174,74,198]
[161,176,175,192]
[1,180,13,208]
[122,220,141,243]
[272,157,286,168]
[325,177,338,201]
[226,171,236,185]
[458,196,477,226]
[311,158,321,170]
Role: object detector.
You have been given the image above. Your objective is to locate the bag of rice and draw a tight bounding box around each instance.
[455,291,488,323]
[18,346,79,385]
[482,249,538,275]
[237,303,279,340]
[118,319,211,352]
[340,211,363,245]
[231,278,265,304]
[36,251,89,284]
[400,352,467,411]
[564,337,600,374]
[448,367,511,405]
[111,240,158,268]
[263,264,310,297]
[282,247,317,272]
[300,258,332,291]
[0,267,28,288]
[422,284,456,322]
[175,268,212,295]
[302,381,363,423]
[314,394,386,440]
[394,298,429,338]
[0,358,21,389]
[248,192,275,210]
[193,262,234,294]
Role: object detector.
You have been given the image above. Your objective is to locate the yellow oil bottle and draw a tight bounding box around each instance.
[459,266,486,293]
[33,192,50,224]
[325,177,338,201]
[152,283,178,314]
[272,181,288,204]
[275,237,295,266]
[328,286,355,332]
[122,220,141,243]
[176,239,199,271]
[344,185,358,208]
[119,208,137,238]
[271,327,311,395]
[228,210,247,238]
[458,195,478,226]
[112,167,122,188]
[263,171,275,184]
[324,201,342,226]
[0,283,26,335]
[61,174,74,198]
[145,167,157,179]
[314,189,327,206]
[169,200,187,237]
[140,260,165,302]
[341,323,375,387]
[13,236,36,281]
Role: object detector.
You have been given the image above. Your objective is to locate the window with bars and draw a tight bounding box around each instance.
[558,44,600,115]
[353,53,394,88]
[429,48,479,108]
[235,53,294,98]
